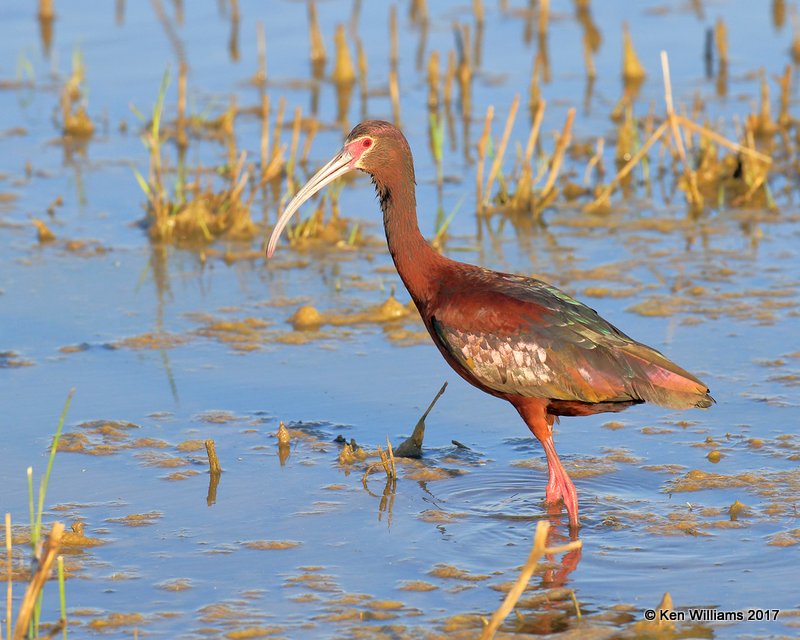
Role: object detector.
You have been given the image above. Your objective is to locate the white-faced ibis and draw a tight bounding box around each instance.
[267,120,714,529]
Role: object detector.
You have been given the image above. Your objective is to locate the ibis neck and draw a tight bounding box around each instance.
[378,177,443,305]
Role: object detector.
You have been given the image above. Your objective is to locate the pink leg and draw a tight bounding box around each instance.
[541,436,579,529]
[511,398,580,530]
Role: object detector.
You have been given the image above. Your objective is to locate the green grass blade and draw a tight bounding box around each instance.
[58,554,67,639]
[129,102,147,122]
[34,390,75,543]
[151,68,171,141]
[434,195,466,243]
[27,466,34,547]
[133,169,151,197]
[347,223,360,246]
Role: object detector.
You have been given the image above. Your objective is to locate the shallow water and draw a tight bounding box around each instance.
[2,1,799,638]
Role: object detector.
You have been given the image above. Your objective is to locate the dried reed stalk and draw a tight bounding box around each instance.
[508,99,546,211]
[457,23,472,117]
[715,18,728,65]
[260,94,270,174]
[300,119,319,165]
[177,62,188,148]
[583,36,596,79]
[622,22,646,83]
[385,437,397,479]
[479,520,581,639]
[411,0,428,23]
[661,51,702,205]
[389,68,401,125]
[332,24,355,85]
[473,0,484,24]
[272,96,286,160]
[389,5,399,68]
[12,522,64,640]
[524,98,546,165]
[444,50,456,108]
[362,445,397,486]
[308,1,326,63]
[483,95,520,207]
[587,120,668,210]
[288,106,303,182]
[357,38,368,108]
[427,51,440,109]
[529,54,542,115]
[540,107,576,199]
[676,115,772,164]
[583,136,606,185]
[5,513,11,640]
[38,0,55,20]
[475,105,494,210]
[777,64,791,126]
[256,20,267,84]
[538,0,549,39]
[205,440,221,475]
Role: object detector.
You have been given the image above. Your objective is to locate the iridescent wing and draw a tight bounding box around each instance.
[430,270,711,409]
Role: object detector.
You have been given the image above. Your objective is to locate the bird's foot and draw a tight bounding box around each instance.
[544,480,564,506]
[545,467,580,530]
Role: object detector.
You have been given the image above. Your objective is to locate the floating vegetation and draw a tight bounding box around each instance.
[242,540,301,551]
[60,48,94,138]
[106,512,163,527]
[0,350,34,368]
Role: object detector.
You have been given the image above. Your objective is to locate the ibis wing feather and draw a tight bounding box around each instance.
[430,269,713,409]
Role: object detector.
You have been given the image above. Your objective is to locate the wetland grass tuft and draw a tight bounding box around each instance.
[60,47,94,138]
[482,94,520,209]
[584,50,775,214]
[478,100,575,216]
[538,107,575,204]
[135,70,258,244]
[4,391,73,640]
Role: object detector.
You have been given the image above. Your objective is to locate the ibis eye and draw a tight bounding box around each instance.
[362,139,372,148]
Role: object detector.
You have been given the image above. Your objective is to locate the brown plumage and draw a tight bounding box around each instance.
[267,120,714,529]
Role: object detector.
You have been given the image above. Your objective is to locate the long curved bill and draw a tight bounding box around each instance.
[266,149,354,258]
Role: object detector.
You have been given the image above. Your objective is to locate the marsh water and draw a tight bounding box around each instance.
[2,1,799,638]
